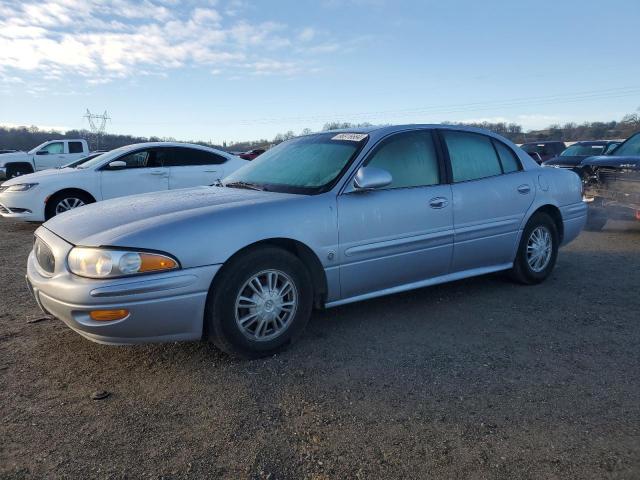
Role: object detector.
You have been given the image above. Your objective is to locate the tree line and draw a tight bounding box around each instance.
[1,110,639,153]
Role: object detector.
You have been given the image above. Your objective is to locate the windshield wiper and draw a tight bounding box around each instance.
[224,181,266,191]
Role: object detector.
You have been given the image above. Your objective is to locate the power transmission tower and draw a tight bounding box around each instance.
[84,109,111,151]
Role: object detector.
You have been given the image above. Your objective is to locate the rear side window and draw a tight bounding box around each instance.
[365,130,440,189]
[169,148,227,166]
[68,141,84,154]
[493,140,521,173]
[442,131,502,182]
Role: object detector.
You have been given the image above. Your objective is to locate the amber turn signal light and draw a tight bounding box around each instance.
[139,254,178,273]
[89,309,129,321]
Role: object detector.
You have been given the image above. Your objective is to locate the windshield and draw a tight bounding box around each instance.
[61,153,103,168]
[76,145,134,169]
[610,134,640,156]
[560,143,605,156]
[223,133,368,194]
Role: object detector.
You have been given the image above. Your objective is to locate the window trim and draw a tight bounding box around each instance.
[342,128,446,193]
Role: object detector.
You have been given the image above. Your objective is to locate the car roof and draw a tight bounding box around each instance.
[115,142,232,156]
[520,140,565,145]
[321,123,518,141]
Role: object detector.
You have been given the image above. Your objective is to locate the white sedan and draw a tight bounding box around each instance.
[0,142,247,222]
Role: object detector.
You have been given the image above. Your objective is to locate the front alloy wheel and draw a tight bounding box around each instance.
[55,197,86,215]
[234,269,298,341]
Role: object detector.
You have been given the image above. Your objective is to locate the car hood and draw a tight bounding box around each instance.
[0,151,29,164]
[543,155,587,167]
[44,186,297,247]
[1,167,87,186]
[581,155,640,168]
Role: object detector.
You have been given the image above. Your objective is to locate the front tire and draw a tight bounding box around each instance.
[205,247,313,359]
[510,212,559,285]
[45,191,93,220]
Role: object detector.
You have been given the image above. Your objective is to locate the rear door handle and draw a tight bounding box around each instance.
[517,184,531,194]
[429,197,449,209]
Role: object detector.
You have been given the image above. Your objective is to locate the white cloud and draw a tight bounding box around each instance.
[0,0,353,88]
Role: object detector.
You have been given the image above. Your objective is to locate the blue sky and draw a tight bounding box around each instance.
[1,0,639,144]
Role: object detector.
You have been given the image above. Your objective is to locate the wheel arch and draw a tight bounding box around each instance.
[527,204,564,243]
[213,237,328,309]
[5,162,35,174]
[45,188,97,219]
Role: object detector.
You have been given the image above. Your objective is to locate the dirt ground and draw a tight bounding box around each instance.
[1,218,639,479]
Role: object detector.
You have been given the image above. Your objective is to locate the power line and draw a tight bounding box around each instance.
[84,109,111,150]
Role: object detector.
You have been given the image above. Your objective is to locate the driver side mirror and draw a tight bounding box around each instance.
[36,150,48,155]
[107,160,127,170]
[353,166,392,191]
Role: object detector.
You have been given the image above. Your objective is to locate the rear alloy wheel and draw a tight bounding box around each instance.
[510,212,559,284]
[205,247,313,359]
[45,192,93,220]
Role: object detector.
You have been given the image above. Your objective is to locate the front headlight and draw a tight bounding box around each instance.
[67,247,179,279]
[4,183,39,192]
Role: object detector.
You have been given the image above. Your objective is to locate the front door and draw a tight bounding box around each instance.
[337,129,454,300]
[100,148,170,200]
[33,141,65,170]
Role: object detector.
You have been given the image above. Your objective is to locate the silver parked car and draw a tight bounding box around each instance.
[27,125,587,358]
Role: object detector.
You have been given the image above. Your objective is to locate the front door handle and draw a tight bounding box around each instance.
[517,184,531,194]
[429,197,449,209]
[150,170,167,176]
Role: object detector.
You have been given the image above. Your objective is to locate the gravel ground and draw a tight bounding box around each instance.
[1,218,639,479]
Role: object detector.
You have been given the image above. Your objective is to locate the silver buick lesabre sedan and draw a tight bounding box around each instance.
[27,125,587,358]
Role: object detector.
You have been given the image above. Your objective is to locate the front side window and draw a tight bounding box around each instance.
[365,130,440,188]
[68,141,84,154]
[169,148,226,166]
[224,132,367,194]
[41,142,64,154]
[611,133,640,156]
[110,149,169,169]
[443,131,502,182]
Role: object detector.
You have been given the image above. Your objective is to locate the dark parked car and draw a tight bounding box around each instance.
[542,140,622,171]
[581,132,640,230]
[239,148,266,160]
[520,141,566,163]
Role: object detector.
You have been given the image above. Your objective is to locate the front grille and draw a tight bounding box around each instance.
[34,237,55,274]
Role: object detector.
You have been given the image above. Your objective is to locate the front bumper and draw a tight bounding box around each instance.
[26,226,221,345]
[0,190,46,221]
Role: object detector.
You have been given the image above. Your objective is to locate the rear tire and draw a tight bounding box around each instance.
[205,247,313,359]
[585,207,607,231]
[45,191,93,220]
[6,163,34,179]
[510,212,559,285]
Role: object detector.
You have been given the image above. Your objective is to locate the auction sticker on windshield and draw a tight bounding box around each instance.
[331,133,368,142]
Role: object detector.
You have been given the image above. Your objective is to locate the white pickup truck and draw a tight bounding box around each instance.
[0,139,90,180]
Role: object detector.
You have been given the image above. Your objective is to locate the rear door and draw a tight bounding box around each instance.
[440,130,535,272]
[100,147,170,200]
[337,129,454,299]
[167,147,228,189]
